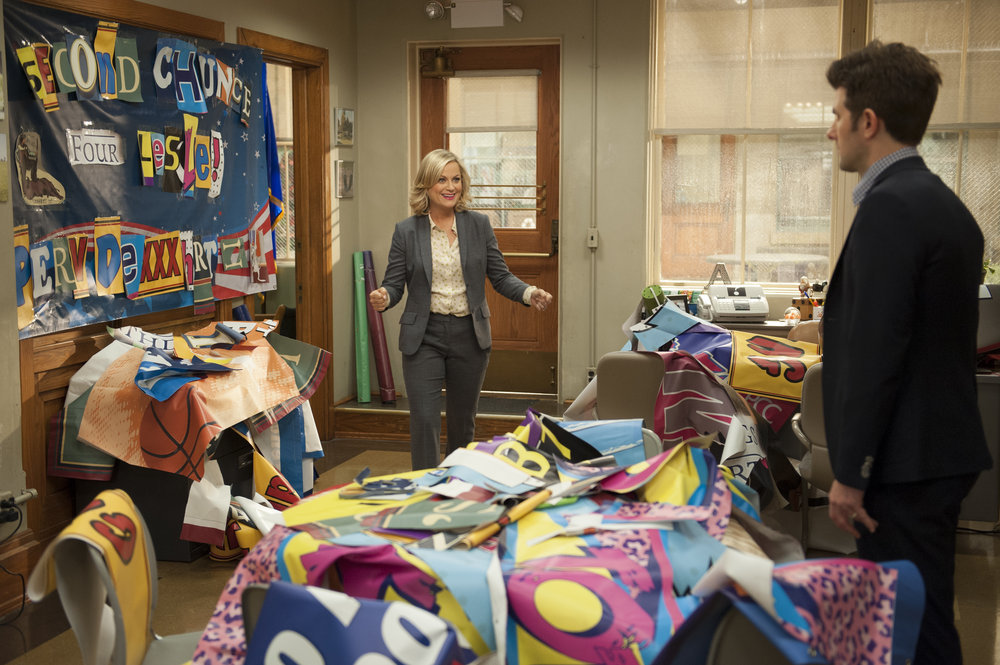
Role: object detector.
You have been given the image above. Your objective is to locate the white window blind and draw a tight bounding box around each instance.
[447,72,538,133]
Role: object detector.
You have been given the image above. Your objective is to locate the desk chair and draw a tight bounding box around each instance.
[594,350,667,458]
[706,608,820,664]
[789,363,835,549]
[254,302,286,329]
[27,489,203,665]
[787,320,821,345]
[594,350,664,430]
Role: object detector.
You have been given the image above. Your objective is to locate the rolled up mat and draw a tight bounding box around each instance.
[352,251,371,403]
[362,250,396,404]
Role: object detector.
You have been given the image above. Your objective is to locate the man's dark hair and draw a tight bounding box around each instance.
[826,40,942,145]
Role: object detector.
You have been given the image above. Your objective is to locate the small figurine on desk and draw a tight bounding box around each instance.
[798,276,811,298]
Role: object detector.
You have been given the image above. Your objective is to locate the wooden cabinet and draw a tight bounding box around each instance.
[0,305,229,616]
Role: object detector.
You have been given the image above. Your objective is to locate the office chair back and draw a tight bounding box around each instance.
[787,320,821,346]
[790,363,833,492]
[254,303,287,329]
[706,609,795,664]
[28,489,203,665]
[595,351,665,430]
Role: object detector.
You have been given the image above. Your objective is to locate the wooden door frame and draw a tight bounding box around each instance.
[237,28,333,439]
[419,44,559,256]
[416,43,560,393]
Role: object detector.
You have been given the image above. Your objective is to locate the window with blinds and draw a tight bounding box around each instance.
[652,0,1000,287]
[447,72,541,229]
[873,0,1000,277]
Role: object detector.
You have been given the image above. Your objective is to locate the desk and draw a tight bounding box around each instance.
[718,320,795,338]
[960,374,1000,522]
[190,437,924,665]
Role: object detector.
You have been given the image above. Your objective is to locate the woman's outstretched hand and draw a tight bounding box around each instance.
[369,287,389,312]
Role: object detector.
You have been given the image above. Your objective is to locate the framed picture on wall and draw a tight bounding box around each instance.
[336,160,354,198]
[335,108,354,146]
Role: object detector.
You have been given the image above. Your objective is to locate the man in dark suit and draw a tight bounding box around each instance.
[823,41,991,664]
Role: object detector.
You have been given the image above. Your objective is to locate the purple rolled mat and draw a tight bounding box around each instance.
[362,250,397,404]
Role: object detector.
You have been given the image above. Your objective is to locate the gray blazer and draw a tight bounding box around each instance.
[380,210,531,355]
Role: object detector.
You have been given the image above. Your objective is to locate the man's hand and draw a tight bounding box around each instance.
[828,480,878,538]
[530,288,553,311]
[369,287,389,312]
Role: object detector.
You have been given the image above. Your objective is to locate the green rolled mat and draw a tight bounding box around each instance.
[352,251,371,403]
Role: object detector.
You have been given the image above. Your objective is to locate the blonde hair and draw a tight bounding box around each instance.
[409,149,472,215]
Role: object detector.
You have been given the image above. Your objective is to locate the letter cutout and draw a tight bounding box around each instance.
[153,40,175,100]
[121,234,144,299]
[94,217,124,296]
[67,33,99,100]
[14,225,34,329]
[170,41,207,114]
[183,114,198,195]
[162,126,184,193]
[137,131,155,185]
[30,241,55,300]
[136,230,185,298]
[240,81,252,126]
[93,20,118,100]
[218,234,246,270]
[67,233,93,299]
[151,132,166,174]
[215,58,233,106]
[197,54,216,102]
[114,37,143,102]
[50,44,76,94]
[16,44,58,112]
[50,237,75,295]
[192,235,215,306]
[194,133,211,189]
[180,230,194,290]
[209,130,225,198]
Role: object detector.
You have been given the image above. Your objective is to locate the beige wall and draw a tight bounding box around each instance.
[0,0,24,502]
[357,0,653,402]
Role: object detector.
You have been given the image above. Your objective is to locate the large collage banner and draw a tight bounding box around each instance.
[5,0,278,338]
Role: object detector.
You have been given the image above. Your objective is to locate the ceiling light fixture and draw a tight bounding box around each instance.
[424,1,453,20]
[504,1,524,22]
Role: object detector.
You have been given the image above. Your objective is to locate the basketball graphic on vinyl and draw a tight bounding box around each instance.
[138,383,220,479]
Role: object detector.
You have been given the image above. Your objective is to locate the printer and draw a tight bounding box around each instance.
[697,283,770,323]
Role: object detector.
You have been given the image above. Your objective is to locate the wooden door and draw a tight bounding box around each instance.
[420,45,559,394]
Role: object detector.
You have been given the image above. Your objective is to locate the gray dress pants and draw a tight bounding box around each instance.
[401,312,490,470]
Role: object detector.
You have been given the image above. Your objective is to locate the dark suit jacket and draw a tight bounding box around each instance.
[380,210,531,355]
[822,156,991,489]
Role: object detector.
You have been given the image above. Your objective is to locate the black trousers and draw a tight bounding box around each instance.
[401,313,490,471]
[857,473,978,665]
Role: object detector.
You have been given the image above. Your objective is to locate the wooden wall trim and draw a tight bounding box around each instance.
[19,0,224,41]
[237,28,334,439]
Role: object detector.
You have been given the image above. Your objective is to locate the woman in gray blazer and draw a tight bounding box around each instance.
[369,149,553,470]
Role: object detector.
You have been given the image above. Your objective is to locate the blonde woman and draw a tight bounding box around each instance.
[369,149,553,470]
